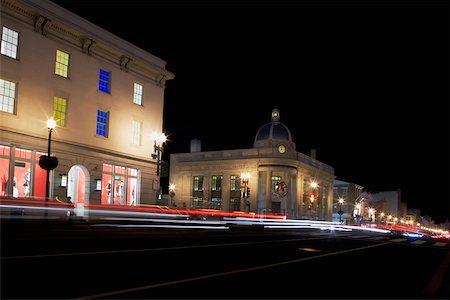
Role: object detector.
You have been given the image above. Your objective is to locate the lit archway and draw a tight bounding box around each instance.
[67,165,90,216]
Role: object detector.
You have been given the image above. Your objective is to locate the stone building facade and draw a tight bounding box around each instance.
[0,0,174,211]
[169,109,335,220]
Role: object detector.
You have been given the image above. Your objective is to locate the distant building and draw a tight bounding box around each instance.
[332,179,364,224]
[0,0,174,210]
[169,109,336,220]
[371,190,404,221]
[406,208,421,226]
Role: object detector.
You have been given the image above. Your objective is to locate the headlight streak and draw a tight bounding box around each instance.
[0,202,420,236]
[86,208,189,219]
[101,217,224,225]
[0,204,73,213]
[93,223,229,230]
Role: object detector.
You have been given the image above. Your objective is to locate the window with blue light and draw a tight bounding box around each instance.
[96,110,108,137]
[98,69,110,93]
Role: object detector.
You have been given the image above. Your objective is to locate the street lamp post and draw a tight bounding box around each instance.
[38,118,58,219]
[152,132,167,177]
[338,197,344,223]
[240,173,250,212]
[45,118,56,199]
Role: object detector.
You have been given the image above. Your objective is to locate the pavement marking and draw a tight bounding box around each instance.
[71,241,391,300]
[348,235,370,239]
[367,236,386,240]
[432,242,447,247]
[1,236,327,260]
[410,240,427,245]
[390,238,407,242]
[298,247,321,252]
[422,249,450,295]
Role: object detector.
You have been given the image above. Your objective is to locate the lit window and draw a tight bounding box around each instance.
[96,110,108,137]
[193,176,204,191]
[211,175,223,191]
[133,83,143,105]
[98,69,110,93]
[132,120,142,145]
[230,175,240,191]
[53,96,67,127]
[1,27,18,59]
[60,174,67,187]
[55,50,69,78]
[0,78,16,114]
[95,179,102,191]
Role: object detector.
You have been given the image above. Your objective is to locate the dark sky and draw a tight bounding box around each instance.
[50,0,449,223]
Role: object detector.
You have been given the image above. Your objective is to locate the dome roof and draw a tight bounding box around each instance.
[254,109,294,147]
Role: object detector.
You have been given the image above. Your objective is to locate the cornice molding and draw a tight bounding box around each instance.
[1,0,175,86]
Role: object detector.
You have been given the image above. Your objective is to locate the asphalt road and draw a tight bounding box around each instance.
[1,220,449,299]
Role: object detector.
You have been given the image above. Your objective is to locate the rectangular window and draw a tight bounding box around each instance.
[95,179,102,191]
[53,96,67,127]
[96,110,108,137]
[211,175,223,191]
[132,120,142,145]
[60,174,68,187]
[55,50,69,78]
[230,175,240,191]
[133,83,143,105]
[101,163,139,206]
[271,176,282,190]
[210,198,222,210]
[1,27,18,59]
[0,78,16,114]
[0,145,11,196]
[193,176,203,191]
[98,69,110,93]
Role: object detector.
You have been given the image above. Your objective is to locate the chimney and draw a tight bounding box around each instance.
[190,139,201,152]
[310,149,316,159]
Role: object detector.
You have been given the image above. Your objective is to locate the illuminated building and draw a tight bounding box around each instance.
[169,109,336,220]
[0,0,174,211]
[332,179,364,224]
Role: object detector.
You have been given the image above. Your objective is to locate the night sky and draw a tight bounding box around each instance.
[50,0,448,223]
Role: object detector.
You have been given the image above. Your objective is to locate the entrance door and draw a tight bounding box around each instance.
[272,202,281,214]
[67,165,90,215]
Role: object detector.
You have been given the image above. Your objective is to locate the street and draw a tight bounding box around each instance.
[1,219,449,299]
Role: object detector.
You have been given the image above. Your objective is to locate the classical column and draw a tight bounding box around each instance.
[265,171,272,214]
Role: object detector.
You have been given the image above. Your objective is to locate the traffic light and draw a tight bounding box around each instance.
[246,187,251,198]
[308,193,315,210]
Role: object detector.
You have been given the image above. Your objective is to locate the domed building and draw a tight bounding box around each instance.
[168,109,335,219]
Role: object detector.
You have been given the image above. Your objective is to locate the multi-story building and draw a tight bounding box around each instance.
[406,208,421,226]
[371,189,404,222]
[332,179,364,223]
[168,109,336,220]
[0,0,174,212]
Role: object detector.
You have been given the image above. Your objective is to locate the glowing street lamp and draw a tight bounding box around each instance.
[387,215,392,225]
[338,197,344,223]
[168,183,176,206]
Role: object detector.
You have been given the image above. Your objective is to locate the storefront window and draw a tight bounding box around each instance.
[13,161,31,197]
[101,164,139,206]
[0,145,10,196]
[127,168,138,206]
[34,152,46,198]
